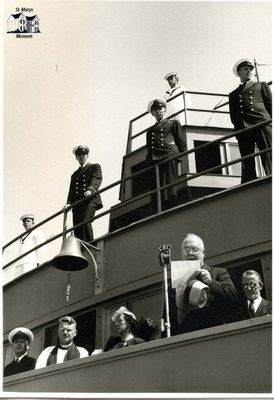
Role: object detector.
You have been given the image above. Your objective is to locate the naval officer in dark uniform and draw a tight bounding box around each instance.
[228,58,272,183]
[65,144,103,242]
[146,98,187,208]
[4,327,36,377]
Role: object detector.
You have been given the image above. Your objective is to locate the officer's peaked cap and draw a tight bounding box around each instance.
[20,214,34,221]
[233,58,254,76]
[8,327,34,344]
[147,98,167,113]
[164,72,177,80]
[72,144,90,155]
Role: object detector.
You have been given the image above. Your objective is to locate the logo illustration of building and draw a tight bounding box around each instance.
[7,13,40,33]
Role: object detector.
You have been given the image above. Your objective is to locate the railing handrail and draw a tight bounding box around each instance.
[129,89,229,123]
[127,89,231,154]
[3,118,271,270]
[214,80,272,110]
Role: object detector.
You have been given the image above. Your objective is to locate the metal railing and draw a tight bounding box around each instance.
[213,81,272,110]
[126,90,230,154]
[2,119,271,271]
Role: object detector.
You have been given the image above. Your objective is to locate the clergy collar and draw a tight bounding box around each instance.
[58,342,73,350]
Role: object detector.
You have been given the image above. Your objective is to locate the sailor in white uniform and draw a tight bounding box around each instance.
[16,214,45,275]
[3,214,45,285]
[163,72,192,125]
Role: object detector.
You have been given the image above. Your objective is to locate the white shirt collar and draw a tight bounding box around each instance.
[15,352,27,362]
[248,296,262,312]
[79,161,88,169]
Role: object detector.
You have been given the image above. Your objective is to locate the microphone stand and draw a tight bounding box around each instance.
[158,244,172,338]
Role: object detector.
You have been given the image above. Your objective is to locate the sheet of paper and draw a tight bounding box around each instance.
[171,260,201,289]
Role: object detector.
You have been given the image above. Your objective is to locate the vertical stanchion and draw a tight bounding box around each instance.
[254,58,260,82]
[183,91,188,125]
[158,244,172,338]
[155,164,162,214]
[62,209,68,240]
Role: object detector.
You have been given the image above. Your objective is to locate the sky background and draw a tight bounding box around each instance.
[3,0,272,264]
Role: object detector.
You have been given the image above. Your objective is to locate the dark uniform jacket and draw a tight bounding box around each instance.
[67,162,103,210]
[229,80,272,130]
[4,355,36,377]
[235,297,272,321]
[166,264,237,335]
[146,118,186,161]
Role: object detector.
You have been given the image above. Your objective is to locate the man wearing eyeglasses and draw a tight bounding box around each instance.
[237,270,271,319]
[169,233,237,334]
[35,316,88,369]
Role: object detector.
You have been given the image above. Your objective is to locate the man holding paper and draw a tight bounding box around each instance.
[168,233,237,335]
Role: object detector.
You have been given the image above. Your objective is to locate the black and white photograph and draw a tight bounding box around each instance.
[2,0,272,396]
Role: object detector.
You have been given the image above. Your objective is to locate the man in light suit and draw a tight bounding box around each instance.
[237,270,271,319]
[4,327,36,377]
[65,144,103,242]
[228,58,272,183]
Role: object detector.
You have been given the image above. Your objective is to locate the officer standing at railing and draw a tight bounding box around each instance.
[146,98,187,209]
[64,144,103,242]
[228,58,272,183]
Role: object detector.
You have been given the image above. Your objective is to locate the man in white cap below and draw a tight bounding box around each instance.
[64,144,103,242]
[146,98,187,209]
[166,233,237,335]
[35,316,88,369]
[163,72,192,125]
[16,214,45,276]
[228,58,272,183]
[4,327,36,376]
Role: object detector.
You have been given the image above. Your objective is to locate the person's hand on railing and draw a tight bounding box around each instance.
[84,190,92,197]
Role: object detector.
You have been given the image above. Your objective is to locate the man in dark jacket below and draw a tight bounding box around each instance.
[4,327,36,377]
[65,144,103,242]
[168,233,237,335]
[236,270,271,319]
[228,58,272,183]
[146,98,187,209]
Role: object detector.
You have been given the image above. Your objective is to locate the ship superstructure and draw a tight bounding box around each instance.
[3,89,271,393]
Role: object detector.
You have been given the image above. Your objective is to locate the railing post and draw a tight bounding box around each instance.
[62,210,68,240]
[182,91,188,125]
[155,164,162,213]
[126,121,133,154]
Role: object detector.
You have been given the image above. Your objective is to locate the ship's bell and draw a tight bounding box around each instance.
[52,236,89,271]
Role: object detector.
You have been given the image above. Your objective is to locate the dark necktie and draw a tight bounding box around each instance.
[248,300,255,317]
[238,82,246,93]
